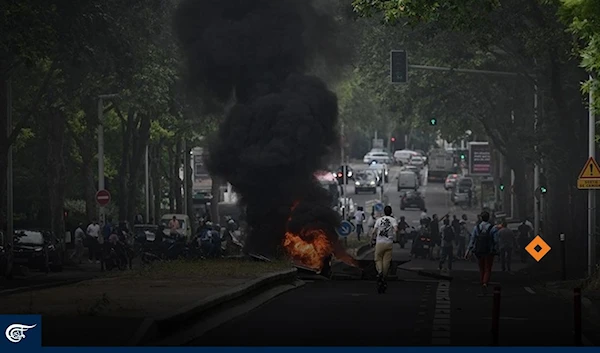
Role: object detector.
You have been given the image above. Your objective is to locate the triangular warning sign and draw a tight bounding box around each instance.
[578,157,600,179]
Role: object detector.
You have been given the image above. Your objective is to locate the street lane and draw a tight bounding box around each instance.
[193,280,436,346]
[346,163,479,227]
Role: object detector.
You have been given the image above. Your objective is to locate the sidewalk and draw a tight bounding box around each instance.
[447,269,597,346]
[0,260,297,346]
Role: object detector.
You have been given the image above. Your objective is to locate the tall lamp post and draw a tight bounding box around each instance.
[97,94,119,226]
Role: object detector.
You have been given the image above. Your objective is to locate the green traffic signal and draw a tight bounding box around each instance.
[430,118,437,126]
[460,154,465,160]
[499,184,505,191]
[540,186,547,194]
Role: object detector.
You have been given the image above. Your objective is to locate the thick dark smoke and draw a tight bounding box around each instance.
[174,0,345,257]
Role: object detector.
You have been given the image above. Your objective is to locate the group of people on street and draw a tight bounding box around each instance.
[356,203,534,294]
[70,217,133,269]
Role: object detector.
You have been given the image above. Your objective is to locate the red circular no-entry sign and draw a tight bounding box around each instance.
[96,189,111,206]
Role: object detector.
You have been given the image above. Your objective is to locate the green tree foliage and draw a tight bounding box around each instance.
[351,0,591,267]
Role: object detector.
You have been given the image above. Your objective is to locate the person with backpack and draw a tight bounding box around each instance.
[439,218,455,271]
[465,211,499,292]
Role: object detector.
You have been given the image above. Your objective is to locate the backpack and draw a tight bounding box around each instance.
[443,226,455,243]
[474,224,495,255]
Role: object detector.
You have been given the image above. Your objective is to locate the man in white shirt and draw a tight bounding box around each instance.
[371,205,397,293]
[86,220,101,264]
[353,207,366,241]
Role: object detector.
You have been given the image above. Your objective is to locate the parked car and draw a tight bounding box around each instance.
[354,171,378,194]
[363,151,391,164]
[400,190,426,211]
[444,173,459,190]
[13,229,63,272]
[451,177,475,204]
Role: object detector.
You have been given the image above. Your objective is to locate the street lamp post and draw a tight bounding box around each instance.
[5,78,13,271]
[588,75,596,276]
[97,94,119,226]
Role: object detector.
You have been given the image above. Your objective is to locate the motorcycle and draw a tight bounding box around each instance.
[411,227,432,259]
[105,243,128,271]
[395,228,407,248]
[141,234,190,263]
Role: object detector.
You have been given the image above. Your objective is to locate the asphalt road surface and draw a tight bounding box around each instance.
[346,163,480,228]
[191,270,598,346]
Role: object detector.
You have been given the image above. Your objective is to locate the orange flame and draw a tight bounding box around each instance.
[283,201,358,271]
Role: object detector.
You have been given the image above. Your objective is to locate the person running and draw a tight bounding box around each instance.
[498,219,516,271]
[353,207,366,241]
[371,205,397,293]
[465,211,499,293]
[439,218,455,271]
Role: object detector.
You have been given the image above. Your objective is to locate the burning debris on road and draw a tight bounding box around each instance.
[174,0,353,270]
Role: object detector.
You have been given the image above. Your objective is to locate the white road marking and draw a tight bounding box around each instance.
[432,280,452,345]
[524,286,536,294]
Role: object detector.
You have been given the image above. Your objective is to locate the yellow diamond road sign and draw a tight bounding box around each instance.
[525,235,551,262]
[577,157,600,189]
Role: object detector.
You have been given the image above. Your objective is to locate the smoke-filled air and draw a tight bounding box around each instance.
[174,0,354,268]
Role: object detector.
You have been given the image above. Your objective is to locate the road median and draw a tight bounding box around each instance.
[0,259,297,346]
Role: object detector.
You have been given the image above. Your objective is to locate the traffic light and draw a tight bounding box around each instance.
[460,153,465,160]
[540,175,547,194]
[63,209,69,220]
[430,118,437,126]
[499,179,505,191]
[390,50,408,83]
[391,137,396,142]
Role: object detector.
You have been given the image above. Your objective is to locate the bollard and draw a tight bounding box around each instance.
[574,288,582,346]
[560,233,566,281]
[491,286,501,346]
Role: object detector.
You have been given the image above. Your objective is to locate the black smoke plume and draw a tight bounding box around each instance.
[174,0,345,257]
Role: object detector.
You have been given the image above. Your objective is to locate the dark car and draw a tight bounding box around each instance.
[13,230,63,272]
[335,165,354,184]
[354,171,378,194]
[400,190,426,211]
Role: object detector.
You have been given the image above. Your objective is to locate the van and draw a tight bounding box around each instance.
[160,214,192,240]
[397,171,419,191]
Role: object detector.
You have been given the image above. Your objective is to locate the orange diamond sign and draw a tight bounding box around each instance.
[525,235,551,262]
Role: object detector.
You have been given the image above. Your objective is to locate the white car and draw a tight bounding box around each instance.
[363,151,391,164]
[409,156,425,169]
[393,149,417,165]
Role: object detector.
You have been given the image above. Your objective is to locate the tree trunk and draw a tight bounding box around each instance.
[46,109,67,243]
[210,176,221,224]
[125,115,151,226]
[118,109,135,222]
[151,143,162,223]
[79,130,97,222]
[0,75,8,228]
[173,139,183,213]
[167,144,175,212]
[184,141,195,231]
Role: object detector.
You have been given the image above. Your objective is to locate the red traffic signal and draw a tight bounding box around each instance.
[391,137,396,142]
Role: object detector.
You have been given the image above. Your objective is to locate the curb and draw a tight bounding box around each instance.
[0,277,93,297]
[130,268,298,346]
[356,244,372,258]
